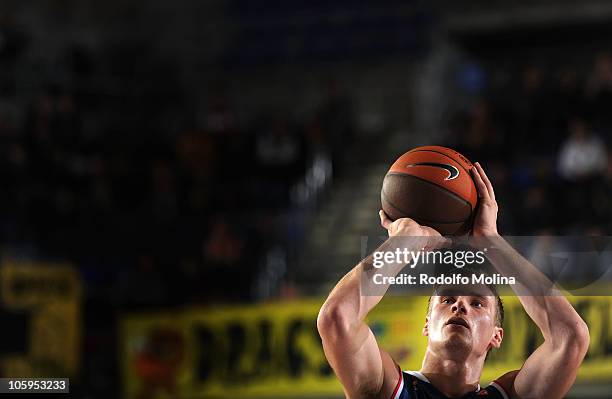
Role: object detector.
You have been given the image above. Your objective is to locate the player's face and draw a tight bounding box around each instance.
[424,286,503,358]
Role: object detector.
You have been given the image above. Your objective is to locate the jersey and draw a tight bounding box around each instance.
[391,370,509,399]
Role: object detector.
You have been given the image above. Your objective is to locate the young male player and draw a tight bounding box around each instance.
[317,162,589,399]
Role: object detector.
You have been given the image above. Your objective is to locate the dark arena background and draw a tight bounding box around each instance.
[0,0,611,398]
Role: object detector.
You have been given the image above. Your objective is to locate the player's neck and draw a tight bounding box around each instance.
[419,349,484,398]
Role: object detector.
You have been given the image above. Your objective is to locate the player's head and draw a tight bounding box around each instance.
[422,248,504,360]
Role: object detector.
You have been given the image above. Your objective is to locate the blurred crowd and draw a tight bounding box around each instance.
[448,53,612,235]
[0,22,358,392]
[0,63,357,308]
[1,33,611,307]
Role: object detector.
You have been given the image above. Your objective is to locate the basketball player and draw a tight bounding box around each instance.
[317,162,589,399]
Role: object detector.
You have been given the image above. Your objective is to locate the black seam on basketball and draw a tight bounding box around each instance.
[405,148,472,176]
[382,190,469,225]
[382,174,472,223]
[386,172,475,213]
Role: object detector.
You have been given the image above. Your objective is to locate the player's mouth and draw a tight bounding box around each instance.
[445,317,470,329]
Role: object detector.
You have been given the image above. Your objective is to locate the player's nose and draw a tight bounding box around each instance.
[451,298,468,314]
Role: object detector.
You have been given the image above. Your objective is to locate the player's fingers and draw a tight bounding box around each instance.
[471,165,489,201]
[422,227,451,249]
[475,162,495,201]
[379,210,392,230]
[395,216,419,229]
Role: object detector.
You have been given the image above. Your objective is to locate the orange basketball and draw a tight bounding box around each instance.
[381,146,478,235]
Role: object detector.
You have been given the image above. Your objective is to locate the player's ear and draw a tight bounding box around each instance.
[490,326,503,349]
[422,316,429,336]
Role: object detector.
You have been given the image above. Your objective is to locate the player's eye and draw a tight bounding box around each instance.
[442,297,455,304]
[472,301,483,308]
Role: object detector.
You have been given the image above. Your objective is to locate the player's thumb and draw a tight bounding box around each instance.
[379,210,391,230]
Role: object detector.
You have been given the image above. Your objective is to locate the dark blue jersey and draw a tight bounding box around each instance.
[391,370,509,399]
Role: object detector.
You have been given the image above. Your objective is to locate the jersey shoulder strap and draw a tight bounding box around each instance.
[482,381,510,399]
[390,369,511,399]
[390,370,437,399]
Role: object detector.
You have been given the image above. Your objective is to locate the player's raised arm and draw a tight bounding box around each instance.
[471,162,590,399]
[317,213,446,399]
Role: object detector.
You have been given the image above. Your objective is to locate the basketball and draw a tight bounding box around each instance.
[381,145,478,235]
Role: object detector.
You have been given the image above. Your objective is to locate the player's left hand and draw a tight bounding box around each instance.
[379,210,451,250]
[471,162,499,237]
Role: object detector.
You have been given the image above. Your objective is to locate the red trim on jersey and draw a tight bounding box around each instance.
[491,380,510,399]
[390,365,403,399]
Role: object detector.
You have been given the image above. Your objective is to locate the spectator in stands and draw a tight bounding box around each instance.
[256,118,301,173]
[316,80,354,176]
[586,52,612,131]
[255,117,305,206]
[557,117,607,181]
[203,218,245,266]
[514,65,549,151]
[201,217,248,300]
[552,68,584,138]
[590,149,612,228]
[558,117,608,228]
[454,100,503,164]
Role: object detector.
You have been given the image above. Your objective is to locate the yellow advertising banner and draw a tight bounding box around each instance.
[0,261,82,377]
[120,296,612,399]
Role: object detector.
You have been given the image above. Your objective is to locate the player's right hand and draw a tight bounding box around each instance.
[471,162,499,237]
